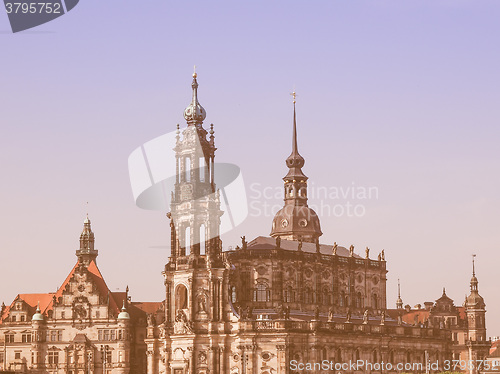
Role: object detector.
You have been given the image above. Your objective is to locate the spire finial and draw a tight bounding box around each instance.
[398,279,401,297]
[472,254,476,277]
[184,71,206,124]
[193,65,197,78]
[290,90,299,156]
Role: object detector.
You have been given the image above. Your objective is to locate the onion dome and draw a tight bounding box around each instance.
[466,256,485,309]
[118,301,130,320]
[183,71,206,125]
[32,303,44,321]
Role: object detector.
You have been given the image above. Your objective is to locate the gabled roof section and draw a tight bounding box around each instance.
[2,259,122,324]
[0,293,54,324]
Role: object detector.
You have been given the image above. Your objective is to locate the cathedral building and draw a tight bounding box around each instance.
[0,73,491,374]
[143,74,490,374]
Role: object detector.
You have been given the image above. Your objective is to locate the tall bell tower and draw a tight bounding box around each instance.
[168,70,223,266]
[156,72,230,374]
[465,255,489,374]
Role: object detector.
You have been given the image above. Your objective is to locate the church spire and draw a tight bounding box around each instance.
[183,67,207,126]
[396,279,403,309]
[285,92,307,182]
[76,215,98,265]
[270,91,322,243]
[470,254,478,292]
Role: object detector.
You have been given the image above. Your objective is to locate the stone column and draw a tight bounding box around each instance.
[277,345,286,374]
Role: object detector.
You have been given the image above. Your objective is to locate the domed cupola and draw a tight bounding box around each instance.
[32,302,44,322]
[466,255,485,309]
[118,301,130,320]
[183,70,206,125]
[270,92,322,243]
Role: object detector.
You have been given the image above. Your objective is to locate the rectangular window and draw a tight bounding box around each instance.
[103,330,109,341]
[106,351,112,363]
[110,330,115,341]
[51,330,57,342]
[20,315,25,322]
[22,333,31,343]
[95,310,100,318]
[15,351,21,360]
[0,352,4,363]
[98,330,103,341]
[6,334,15,343]
[48,351,59,365]
[61,311,65,319]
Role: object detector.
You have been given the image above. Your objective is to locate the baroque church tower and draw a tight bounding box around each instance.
[270,93,322,244]
[464,256,489,373]
[154,73,230,374]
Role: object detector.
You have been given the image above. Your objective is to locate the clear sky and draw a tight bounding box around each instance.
[1,1,499,335]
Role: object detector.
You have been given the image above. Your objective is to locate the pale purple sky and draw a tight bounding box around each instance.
[1,1,499,335]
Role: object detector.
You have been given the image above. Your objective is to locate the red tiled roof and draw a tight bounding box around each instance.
[1,259,122,323]
[0,293,54,324]
[132,302,163,314]
[401,309,430,324]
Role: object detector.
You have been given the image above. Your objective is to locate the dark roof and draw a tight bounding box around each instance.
[244,236,366,259]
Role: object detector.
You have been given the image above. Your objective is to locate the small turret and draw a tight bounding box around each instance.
[396,279,403,310]
[76,215,98,265]
[118,301,130,321]
[32,302,44,322]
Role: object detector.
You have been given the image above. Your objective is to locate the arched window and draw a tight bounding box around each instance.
[199,157,205,182]
[230,286,237,304]
[322,288,329,305]
[406,351,411,364]
[304,288,313,304]
[355,292,362,308]
[372,294,378,309]
[390,350,395,363]
[255,284,269,302]
[321,347,327,361]
[284,286,294,303]
[355,349,360,361]
[373,349,378,362]
[185,156,191,182]
[336,348,342,362]
[199,224,206,255]
[340,291,345,307]
[175,284,188,310]
[185,226,191,255]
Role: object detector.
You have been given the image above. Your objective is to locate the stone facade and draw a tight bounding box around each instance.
[143,76,489,374]
[0,74,490,374]
[0,217,162,374]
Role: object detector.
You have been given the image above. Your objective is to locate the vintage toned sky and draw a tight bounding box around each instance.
[1,1,499,334]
